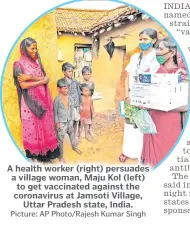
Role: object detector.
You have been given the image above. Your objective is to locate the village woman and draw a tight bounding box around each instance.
[141,37,188,167]
[119,28,160,163]
[13,37,60,163]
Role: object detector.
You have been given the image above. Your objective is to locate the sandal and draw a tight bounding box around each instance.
[119,154,128,163]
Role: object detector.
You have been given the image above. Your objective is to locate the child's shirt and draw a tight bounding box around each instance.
[53,95,74,123]
[63,77,82,108]
[80,96,94,119]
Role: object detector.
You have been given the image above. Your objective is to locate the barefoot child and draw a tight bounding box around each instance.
[54,79,82,163]
[62,62,82,139]
[79,66,95,137]
[79,84,94,142]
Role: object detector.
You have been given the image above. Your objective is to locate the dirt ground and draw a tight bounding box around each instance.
[61,65,138,165]
[62,110,138,165]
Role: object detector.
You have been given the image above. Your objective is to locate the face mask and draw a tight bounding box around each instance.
[156,51,170,65]
[156,55,167,64]
[139,42,153,51]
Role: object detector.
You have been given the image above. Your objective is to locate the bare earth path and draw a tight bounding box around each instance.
[63,111,138,165]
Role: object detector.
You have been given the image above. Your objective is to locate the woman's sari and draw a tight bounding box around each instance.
[13,40,60,162]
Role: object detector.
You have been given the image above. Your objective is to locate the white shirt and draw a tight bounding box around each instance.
[125,50,160,89]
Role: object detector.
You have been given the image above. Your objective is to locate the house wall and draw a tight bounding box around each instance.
[57,18,161,112]
[2,12,162,150]
[57,34,92,63]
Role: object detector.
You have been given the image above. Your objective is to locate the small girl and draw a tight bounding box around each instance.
[79,66,95,96]
[79,84,94,142]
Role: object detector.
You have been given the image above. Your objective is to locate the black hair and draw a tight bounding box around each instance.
[139,28,158,47]
[57,78,69,88]
[62,62,75,72]
[21,37,36,47]
[20,37,37,59]
[20,37,46,76]
[80,83,90,91]
[161,37,178,65]
[82,66,92,74]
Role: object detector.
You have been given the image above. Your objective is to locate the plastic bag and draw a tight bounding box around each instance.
[133,109,157,134]
[119,100,139,122]
[124,101,140,124]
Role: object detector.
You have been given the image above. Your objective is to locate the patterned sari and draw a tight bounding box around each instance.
[13,40,60,162]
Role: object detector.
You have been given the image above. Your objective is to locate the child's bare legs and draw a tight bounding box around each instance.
[68,128,82,155]
[84,124,93,142]
[89,124,95,138]
[57,125,67,164]
[73,121,78,135]
[78,121,84,142]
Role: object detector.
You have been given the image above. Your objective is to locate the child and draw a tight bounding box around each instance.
[80,66,95,137]
[79,84,94,142]
[61,62,82,138]
[79,66,95,96]
[54,78,82,163]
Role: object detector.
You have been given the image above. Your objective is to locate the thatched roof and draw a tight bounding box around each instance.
[53,6,139,33]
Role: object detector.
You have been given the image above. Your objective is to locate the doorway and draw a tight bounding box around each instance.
[74,44,92,78]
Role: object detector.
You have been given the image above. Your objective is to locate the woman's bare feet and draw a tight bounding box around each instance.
[59,158,66,164]
[32,159,38,164]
